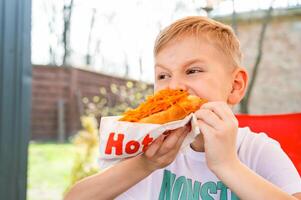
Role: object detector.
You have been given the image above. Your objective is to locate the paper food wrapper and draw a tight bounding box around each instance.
[98,113,200,169]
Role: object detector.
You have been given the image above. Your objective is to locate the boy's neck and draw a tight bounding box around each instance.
[190,134,205,152]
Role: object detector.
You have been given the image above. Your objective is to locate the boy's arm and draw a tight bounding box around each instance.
[196,101,301,200]
[64,154,153,200]
[64,126,189,200]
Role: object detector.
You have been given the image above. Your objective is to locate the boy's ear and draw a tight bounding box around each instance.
[227,67,248,105]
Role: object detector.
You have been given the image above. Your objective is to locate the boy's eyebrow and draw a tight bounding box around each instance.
[181,58,207,68]
[155,58,206,71]
[155,64,170,71]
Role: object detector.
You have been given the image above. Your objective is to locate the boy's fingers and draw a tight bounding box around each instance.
[202,102,239,128]
[159,131,188,162]
[202,102,233,121]
[195,108,221,128]
[174,129,188,150]
[145,134,164,157]
[197,119,215,139]
[159,126,189,154]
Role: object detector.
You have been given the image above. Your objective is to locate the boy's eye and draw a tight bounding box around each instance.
[157,73,170,80]
[186,67,203,75]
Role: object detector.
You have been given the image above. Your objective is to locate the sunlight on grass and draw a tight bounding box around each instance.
[27,142,76,200]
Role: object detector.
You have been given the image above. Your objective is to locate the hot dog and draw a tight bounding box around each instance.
[119,89,207,124]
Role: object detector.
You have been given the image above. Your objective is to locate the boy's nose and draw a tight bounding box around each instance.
[168,79,187,91]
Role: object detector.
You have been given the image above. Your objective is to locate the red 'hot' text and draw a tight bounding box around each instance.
[105,132,154,155]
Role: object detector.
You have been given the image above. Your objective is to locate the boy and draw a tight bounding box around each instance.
[65,16,301,200]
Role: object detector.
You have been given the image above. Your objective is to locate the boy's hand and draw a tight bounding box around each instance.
[195,101,240,172]
[140,125,190,172]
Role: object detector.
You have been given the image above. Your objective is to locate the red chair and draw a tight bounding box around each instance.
[235,113,301,176]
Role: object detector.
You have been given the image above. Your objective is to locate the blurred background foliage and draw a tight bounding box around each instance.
[82,81,153,118]
[65,115,100,194]
[65,81,153,193]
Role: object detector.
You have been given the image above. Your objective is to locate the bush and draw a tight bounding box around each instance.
[66,81,153,192]
[65,115,99,194]
[83,81,153,117]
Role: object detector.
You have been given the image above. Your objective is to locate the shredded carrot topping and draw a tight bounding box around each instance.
[119,89,205,122]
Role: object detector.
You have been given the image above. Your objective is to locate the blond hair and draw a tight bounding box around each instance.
[154,16,242,68]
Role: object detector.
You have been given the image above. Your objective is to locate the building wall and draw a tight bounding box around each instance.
[218,8,301,114]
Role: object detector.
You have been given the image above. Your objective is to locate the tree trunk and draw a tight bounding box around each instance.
[231,0,238,35]
[43,1,57,65]
[239,1,274,113]
[139,55,143,80]
[62,0,74,66]
[123,51,129,77]
[86,8,96,65]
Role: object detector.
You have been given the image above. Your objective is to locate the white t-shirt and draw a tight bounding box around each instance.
[115,127,301,200]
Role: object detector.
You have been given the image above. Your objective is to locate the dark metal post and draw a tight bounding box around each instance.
[0,0,32,199]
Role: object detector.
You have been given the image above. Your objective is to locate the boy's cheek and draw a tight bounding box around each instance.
[154,83,167,92]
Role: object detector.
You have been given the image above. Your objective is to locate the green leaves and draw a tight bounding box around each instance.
[83,81,153,118]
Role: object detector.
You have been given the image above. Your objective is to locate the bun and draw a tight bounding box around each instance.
[119,89,207,124]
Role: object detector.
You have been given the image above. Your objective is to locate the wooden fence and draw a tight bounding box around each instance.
[31,65,144,140]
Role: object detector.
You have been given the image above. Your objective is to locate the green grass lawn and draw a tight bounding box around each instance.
[27,142,76,200]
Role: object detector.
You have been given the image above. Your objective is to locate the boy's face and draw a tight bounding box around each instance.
[154,35,236,104]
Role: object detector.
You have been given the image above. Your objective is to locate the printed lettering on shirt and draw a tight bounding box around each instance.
[159,169,240,200]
